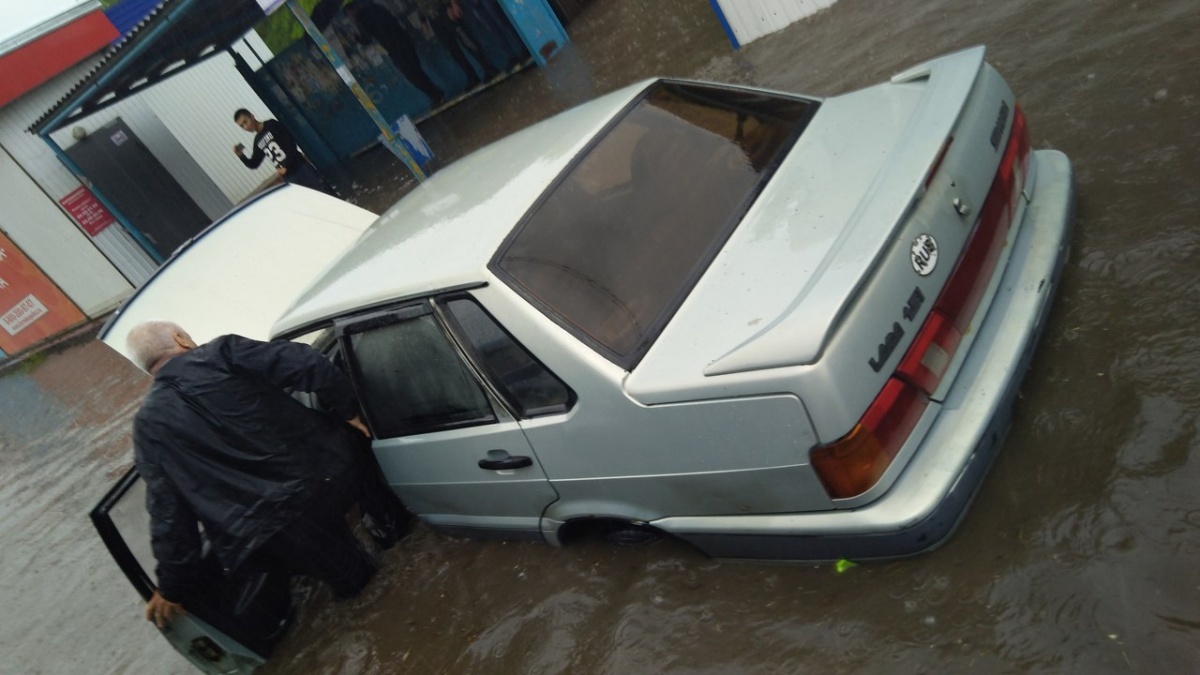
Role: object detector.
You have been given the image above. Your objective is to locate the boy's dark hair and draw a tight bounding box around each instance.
[233,108,253,122]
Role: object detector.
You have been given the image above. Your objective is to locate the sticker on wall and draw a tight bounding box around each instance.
[59,186,116,237]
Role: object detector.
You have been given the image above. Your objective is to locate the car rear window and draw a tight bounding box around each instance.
[491,80,816,368]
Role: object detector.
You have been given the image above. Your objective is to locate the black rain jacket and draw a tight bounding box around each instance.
[133,335,360,603]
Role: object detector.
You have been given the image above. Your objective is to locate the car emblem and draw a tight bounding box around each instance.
[910,234,938,276]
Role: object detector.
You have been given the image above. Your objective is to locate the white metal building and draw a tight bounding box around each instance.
[711,0,838,48]
[0,1,275,320]
[0,0,833,358]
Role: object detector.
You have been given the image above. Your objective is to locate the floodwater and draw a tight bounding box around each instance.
[3,0,1199,672]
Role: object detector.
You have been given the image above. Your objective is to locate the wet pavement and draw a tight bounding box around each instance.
[3,0,1199,672]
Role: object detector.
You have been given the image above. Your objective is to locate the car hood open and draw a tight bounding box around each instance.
[98,185,377,369]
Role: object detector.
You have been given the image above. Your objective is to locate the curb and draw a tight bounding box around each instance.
[0,315,110,377]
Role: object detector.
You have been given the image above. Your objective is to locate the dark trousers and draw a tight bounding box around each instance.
[255,490,377,599]
[431,16,498,84]
[462,0,526,64]
[187,438,407,654]
[286,161,337,197]
[252,434,407,598]
[382,40,445,104]
[185,482,374,656]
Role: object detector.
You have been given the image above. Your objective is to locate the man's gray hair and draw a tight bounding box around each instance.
[126,320,191,373]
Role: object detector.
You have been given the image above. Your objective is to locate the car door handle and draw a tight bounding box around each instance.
[478,453,533,471]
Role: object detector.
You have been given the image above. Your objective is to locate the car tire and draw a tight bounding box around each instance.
[603,524,660,547]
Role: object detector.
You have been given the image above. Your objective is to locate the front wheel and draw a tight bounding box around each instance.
[603,524,660,547]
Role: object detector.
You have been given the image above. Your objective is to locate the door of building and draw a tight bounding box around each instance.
[66,119,210,260]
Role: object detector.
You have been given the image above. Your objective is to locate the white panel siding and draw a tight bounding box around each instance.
[0,145,132,316]
[0,59,159,287]
[714,0,837,46]
[0,29,279,307]
[45,50,276,214]
[231,29,274,71]
[140,49,278,204]
[55,99,236,221]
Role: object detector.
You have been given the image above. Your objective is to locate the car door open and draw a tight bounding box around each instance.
[91,469,292,674]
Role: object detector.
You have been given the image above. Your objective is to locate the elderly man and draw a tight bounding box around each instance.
[127,321,405,630]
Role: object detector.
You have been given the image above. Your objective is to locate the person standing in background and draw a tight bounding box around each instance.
[457,0,526,71]
[427,1,499,89]
[232,109,336,196]
[344,0,447,107]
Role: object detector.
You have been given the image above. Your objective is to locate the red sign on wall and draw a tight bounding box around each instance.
[60,186,116,236]
[0,232,86,355]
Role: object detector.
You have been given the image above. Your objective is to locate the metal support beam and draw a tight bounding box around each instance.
[36,0,204,136]
[61,46,231,126]
[285,0,426,181]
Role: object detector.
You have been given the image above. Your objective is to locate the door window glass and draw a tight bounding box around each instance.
[348,313,494,438]
[443,298,573,417]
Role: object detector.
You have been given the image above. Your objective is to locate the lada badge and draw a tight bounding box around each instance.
[910,234,938,276]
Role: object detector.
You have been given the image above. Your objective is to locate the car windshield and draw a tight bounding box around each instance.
[491,80,816,368]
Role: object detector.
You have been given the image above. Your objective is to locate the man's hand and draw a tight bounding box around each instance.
[145,590,186,629]
[276,167,288,176]
[347,415,371,438]
[233,143,245,156]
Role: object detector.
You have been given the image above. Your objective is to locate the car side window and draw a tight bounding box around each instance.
[442,297,573,417]
[346,312,495,438]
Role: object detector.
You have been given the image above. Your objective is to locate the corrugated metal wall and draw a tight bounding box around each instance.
[0,60,155,305]
[713,0,837,47]
[46,40,279,211]
[0,32,277,317]
[134,41,280,206]
[0,144,132,316]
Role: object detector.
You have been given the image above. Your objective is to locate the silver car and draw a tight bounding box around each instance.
[95,45,1072,669]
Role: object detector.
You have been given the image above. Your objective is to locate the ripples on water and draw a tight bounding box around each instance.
[4,0,1199,673]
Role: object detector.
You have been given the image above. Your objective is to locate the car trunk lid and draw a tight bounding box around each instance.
[627,46,990,401]
[98,186,377,367]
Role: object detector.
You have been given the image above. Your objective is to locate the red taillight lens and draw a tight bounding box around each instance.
[934,105,1030,334]
[812,105,1031,500]
[900,106,1030,396]
[811,378,929,499]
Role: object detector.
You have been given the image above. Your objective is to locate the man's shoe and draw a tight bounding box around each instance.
[361,510,413,550]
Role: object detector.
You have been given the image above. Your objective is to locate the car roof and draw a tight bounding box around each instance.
[271,80,653,338]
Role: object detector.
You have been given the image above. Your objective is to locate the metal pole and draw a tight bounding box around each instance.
[285,0,426,181]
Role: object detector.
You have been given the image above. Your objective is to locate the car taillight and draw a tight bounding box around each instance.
[930,106,1029,336]
[811,379,928,499]
[812,105,1031,500]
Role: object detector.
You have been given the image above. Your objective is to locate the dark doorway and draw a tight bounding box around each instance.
[66,119,210,260]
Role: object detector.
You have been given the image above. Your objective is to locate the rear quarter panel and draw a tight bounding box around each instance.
[471,284,826,523]
[797,63,1017,441]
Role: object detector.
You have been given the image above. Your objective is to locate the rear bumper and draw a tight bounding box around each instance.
[652,150,1075,562]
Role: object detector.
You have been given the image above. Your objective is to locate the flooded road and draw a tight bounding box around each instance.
[4,0,1199,672]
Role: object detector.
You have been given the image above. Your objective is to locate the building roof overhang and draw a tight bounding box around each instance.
[0,3,119,108]
[28,0,269,136]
